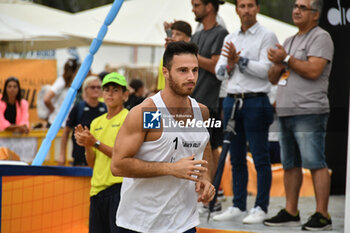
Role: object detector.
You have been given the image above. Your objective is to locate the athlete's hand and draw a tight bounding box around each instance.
[196,179,215,205]
[171,154,208,182]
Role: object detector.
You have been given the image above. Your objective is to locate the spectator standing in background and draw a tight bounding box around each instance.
[124,79,145,110]
[74,72,129,233]
[0,77,29,133]
[213,0,278,224]
[157,20,193,91]
[98,71,109,82]
[58,76,107,166]
[263,0,334,231]
[190,0,228,213]
[44,58,78,128]
[195,14,227,32]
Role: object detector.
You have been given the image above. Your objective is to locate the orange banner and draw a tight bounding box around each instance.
[2,175,90,233]
[0,59,57,125]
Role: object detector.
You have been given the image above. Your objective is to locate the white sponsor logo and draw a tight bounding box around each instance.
[327,0,350,26]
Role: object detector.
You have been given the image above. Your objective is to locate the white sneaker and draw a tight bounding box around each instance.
[243,206,267,224]
[212,206,245,221]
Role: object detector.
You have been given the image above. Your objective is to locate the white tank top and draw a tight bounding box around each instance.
[117,92,210,233]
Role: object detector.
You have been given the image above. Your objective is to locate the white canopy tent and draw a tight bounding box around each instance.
[0,0,298,70]
[0,1,90,54]
[73,0,298,46]
[0,14,74,55]
[0,14,64,41]
[58,0,297,71]
[0,0,297,50]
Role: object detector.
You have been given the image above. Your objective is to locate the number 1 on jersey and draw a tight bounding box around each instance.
[173,137,178,150]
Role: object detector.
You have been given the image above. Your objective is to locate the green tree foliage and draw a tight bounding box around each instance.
[34,0,114,13]
[34,0,295,25]
[225,0,295,25]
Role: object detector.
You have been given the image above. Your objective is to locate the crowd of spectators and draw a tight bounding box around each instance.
[0,0,336,231]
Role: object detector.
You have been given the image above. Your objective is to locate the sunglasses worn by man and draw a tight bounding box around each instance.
[292,4,317,12]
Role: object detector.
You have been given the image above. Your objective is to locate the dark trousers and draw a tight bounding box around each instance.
[269,141,281,164]
[223,95,273,212]
[89,183,122,233]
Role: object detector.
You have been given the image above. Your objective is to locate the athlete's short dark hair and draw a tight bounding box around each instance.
[163,41,198,70]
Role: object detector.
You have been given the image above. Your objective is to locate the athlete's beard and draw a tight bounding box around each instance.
[168,73,195,97]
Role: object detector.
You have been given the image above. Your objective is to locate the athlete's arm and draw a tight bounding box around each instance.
[198,103,212,181]
[196,140,215,204]
[195,104,215,204]
[111,100,208,182]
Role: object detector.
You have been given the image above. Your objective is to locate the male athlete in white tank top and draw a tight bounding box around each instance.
[112,42,215,233]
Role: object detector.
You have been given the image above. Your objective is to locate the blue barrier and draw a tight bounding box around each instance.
[32,0,125,165]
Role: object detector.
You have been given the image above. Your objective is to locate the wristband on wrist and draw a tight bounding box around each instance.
[94,140,101,149]
[283,55,291,65]
[226,64,235,75]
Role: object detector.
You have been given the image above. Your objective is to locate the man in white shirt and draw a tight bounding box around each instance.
[213,0,278,224]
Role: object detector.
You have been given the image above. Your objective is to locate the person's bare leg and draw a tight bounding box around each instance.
[310,167,330,218]
[284,167,302,215]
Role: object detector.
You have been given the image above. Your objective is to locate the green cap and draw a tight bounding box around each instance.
[102,72,128,87]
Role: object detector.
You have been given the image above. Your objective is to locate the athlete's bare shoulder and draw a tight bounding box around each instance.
[197,103,210,121]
